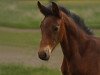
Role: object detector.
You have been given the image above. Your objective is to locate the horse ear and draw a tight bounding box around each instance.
[52,2,61,18]
[37,1,52,16]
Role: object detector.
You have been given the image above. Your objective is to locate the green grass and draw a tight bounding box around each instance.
[59,1,100,29]
[0,28,41,48]
[0,0,100,29]
[0,27,99,49]
[0,0,42,29]
[0,64,61,75]
[94,29,100,36]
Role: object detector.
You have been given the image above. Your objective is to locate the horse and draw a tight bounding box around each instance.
[46,4,93,35]
[37,1,100,75]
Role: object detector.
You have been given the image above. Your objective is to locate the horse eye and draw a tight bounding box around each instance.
[53,26,60,32]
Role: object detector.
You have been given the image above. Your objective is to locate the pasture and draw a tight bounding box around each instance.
[0,27,100,75]
[0,0,100,29]
[0,0,100,75]
[0,64,60,75]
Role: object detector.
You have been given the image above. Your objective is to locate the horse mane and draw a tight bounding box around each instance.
[47,5,93,35]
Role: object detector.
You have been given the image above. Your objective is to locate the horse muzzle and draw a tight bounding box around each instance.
[38,50,50,61]
[38,46,52,61]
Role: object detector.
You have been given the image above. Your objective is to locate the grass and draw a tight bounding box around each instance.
[0,27,99,49]
[0,0,100,29]
[0,28,41,48]
[0,28,99,75]
[59,1,100,29]
[0,64,61,75]
[0,1,99,74]
[94,29,100,36]
[0,0,42,29]
[0,26,99,46]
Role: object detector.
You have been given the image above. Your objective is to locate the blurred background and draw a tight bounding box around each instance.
[0,0,100,75]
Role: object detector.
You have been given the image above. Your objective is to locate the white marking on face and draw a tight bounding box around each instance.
[44,45,52,54]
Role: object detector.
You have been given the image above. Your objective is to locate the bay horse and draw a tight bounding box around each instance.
[37,1,100,75]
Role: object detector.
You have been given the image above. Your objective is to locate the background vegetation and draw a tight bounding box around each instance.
[0,0,100,29]
[0,64,61,75]
[0,0,100,75]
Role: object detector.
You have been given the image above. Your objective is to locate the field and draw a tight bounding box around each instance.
[0,0,100,75]
[0,27,63,75]
[0,64,61,75]
[0,27,100,75]
[0,0,100,29]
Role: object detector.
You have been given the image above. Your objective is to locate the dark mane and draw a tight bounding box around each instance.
[47,5,93,35]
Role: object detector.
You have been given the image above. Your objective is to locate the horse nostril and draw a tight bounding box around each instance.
[38,51,49,60]
[41,51,47,58]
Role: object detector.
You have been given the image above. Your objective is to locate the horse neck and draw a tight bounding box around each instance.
[60,13,89,60]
